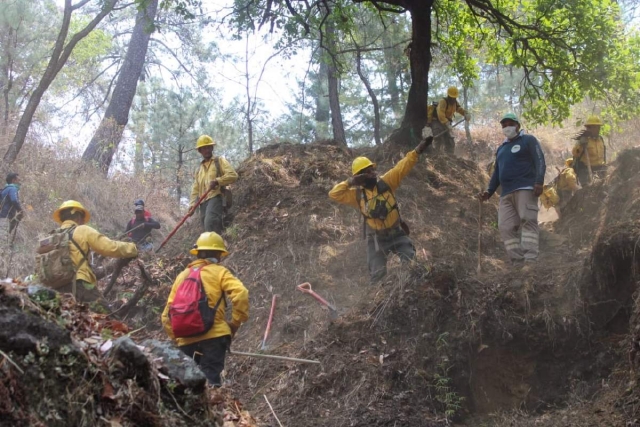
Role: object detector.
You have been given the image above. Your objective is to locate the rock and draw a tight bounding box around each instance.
[0,306,71,354]
[143,339,207,393]
[110,337,154,391]
[27,285,57,301]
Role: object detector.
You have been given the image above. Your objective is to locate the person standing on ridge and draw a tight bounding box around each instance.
[162,232,249,387]
[189,135,238,233]
[328,128,433,283]
[479,113,546,264]
[572,115,607,186]
[0,172,23,245]
[126,204,161,251]
[427,86,471,154]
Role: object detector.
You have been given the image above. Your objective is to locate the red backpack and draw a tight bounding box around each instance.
[169,267,224,338]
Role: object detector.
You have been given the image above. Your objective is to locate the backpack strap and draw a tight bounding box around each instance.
[66,226,91,297]
[191,266,226,313]
[355,179,401,239]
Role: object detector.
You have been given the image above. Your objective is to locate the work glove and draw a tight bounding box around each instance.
[464,114,471,121]
[209,179,219,191]
[478,191,491,202]
[348,172,374,187]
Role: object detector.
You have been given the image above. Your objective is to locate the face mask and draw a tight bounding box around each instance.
[206,257,219,264]
[502,126,518,139]
[364,177,377,188]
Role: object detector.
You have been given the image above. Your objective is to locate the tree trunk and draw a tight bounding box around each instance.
[314,54,330,139]
[82,0,158,174]
[134,78,148,175]
[0,27,14,138]
[462,85,472,144]
[382,26,401,119]
[3,0,118,166]
[398,2,434,143]
[356,49,381,146]
[176,144,183,204]
[325,13,346,146]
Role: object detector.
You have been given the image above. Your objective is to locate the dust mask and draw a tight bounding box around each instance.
[206,257,219,264]
[502,126,518,139]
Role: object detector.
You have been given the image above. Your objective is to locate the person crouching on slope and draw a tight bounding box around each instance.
[328,128,433,283]
[51,200,138,302]
[162,232,249,387]
[479,113,546,264]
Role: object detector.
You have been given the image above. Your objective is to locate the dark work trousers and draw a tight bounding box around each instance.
[199,195,224,233]
[179,335,231,386]
[367,226,416,283]
[431,121,455,154]
[575,163,607,187]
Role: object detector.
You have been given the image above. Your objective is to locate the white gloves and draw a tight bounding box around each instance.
[421,126,433,140]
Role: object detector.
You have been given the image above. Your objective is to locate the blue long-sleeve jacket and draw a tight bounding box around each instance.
[487,131,546,197]
[0,184,22,219]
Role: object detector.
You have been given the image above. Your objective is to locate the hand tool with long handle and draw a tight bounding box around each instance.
[156,189,211,252]
[230,350,320,364]
[432,118,465,140]
[261,294,278,350]
[477,199,482,274]
[297,282,338,320]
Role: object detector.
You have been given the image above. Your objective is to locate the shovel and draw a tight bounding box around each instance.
[297,282,338,320]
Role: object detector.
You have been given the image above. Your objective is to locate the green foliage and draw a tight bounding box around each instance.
[432,332,466,421]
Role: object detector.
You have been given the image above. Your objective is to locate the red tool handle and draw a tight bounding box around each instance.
[156,190,211,252]
[261,294,278,349]
[297,283,336,311]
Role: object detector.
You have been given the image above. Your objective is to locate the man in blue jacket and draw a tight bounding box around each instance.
[0,172,23,244]
[479,113,546,263]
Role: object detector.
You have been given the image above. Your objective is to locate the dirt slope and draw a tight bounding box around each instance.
[211,143,640,426]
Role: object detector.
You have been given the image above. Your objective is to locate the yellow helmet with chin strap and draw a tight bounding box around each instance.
[196,135,215,149]
[190,232,229,257]
[447,86,459,98]
[351,157,376,176]
[53,200,91,224]
[585,115,603,126]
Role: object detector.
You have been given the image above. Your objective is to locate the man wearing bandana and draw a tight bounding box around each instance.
[329,128,433,283]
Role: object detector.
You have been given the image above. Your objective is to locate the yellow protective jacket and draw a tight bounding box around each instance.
[61,220,138,285]
[328,150,419,231]
[162,259,249,347]
[556,167,579,191]
[189,157,238,208]
[436,98,466,124]
[572,136,606,167]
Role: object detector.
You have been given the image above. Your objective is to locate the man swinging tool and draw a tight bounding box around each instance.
[427,86,471,154]
[328,128,433,283]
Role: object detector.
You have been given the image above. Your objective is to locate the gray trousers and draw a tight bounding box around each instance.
[498,190,539,261]
[367,226,416,283]
[431,121,454,154]
[199,195,224,233]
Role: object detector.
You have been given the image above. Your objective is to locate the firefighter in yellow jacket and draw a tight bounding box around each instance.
[190,135,238,233]
[428,86,470,154]
[162,232,249,387]
[52,200,138,302]
[328,128,433,283]
[572,115,606,185]
[540,158,579,218]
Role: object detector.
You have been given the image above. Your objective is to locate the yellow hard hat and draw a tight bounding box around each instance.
[190,232,229,257]
[351,157,376,176]
[447,86,459,98]
[196,135,215,149]
[565,158,574,167]
[52,200,91,224]
[585,115,603,126]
